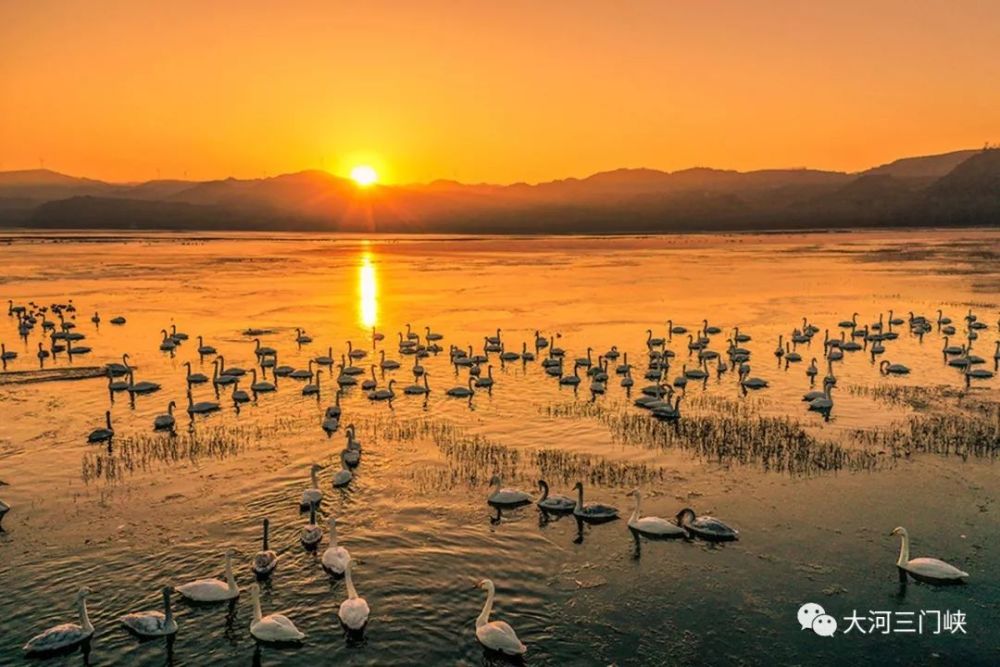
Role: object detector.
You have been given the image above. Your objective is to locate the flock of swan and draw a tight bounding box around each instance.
[3,298,996,658]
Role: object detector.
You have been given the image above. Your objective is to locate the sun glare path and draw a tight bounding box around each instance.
[359,253,378,329]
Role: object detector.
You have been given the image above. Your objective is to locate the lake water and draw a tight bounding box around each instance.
[1,229,998,666]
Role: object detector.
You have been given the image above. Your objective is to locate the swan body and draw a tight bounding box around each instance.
[488,475,531,506]
[153,401,176,430]
[120,586,177,637]
[332,451,353,488]
[301,464,324,506]
[536,480,575,512]
[676,507,739,541]
[404,373,431,395]
[880,360,910,375]
[23,587,94,655]
[322,517,351,574]
[367,379,396,401]
[572,482,618,521]
[628,490,685,537]
[338,558,370,630]
[88,411,114,443]
[475,579,526,656]
[891,527,968,584]
[300,505,322,548]
[249,583,305,643]
[176,551,240,602]
[252,518,278,577]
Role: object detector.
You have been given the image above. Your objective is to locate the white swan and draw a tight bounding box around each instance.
[153,401,176,430]
[487,475,531,506]
[447,376,476,397]
[676,507,739,541]
[300,505,323,548]
[22,586,94,655]
[88,410,114,443]
[367,378,396,401]
[248,369,275,393]
[628,490,686,537]
[536,480,575,512]
[338,558,370,631]
[808,384,834,412]
[301,464,323,507]
[322,517,351,574]
[474,579,526,656]
[176,550,240,602]
[572,481,619,521]
[186,389,220,415]
[404,372,430,395]
[252,518,278,577]
[184,361,208,384]
[891,527,968,584]
[197,336,216,355]
[880,360,910,375]
[332,450,353,488]
[120,586,178,637]
[249,583,305,643]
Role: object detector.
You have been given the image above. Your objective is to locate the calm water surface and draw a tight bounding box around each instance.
[1,230,999,665]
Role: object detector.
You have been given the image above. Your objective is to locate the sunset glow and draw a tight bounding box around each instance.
[2,2,999,183]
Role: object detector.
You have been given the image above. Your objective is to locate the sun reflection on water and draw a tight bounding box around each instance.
[359,252,378,329]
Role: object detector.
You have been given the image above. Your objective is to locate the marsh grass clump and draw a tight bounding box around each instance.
[849,405,1000,460]
[80,416,306,483]
[846,383,967,411]
[546,397,881,474]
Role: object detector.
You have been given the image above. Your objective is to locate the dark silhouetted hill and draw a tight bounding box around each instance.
[4,148,998,233]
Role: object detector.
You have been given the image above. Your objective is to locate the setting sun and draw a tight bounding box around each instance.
[350,165,378,187]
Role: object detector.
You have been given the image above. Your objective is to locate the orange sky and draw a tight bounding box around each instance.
[2,1,998,184]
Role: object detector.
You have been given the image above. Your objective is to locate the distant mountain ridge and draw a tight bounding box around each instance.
[2,148,998,233]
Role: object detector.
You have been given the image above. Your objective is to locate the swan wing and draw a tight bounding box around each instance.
[176,578,235,601]
[253,551,278,574]
[322,546,350,574]
[632,516,686,536]
[252,614,305,642]
[23,623,90,653]
[490,489,531,505]
[120,611,168,635]
[477,620,527,655]
[338,597,370,629]
[906,557,968,580]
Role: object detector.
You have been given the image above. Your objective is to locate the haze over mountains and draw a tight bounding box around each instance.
[1,148,997,234]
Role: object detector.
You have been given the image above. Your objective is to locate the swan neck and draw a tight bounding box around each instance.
[345,562,358,599]
[78,596,94,634]
[897,533,910,566]
[329,521,338,547]
[163,590,173,624]
[477,584,494,627]
[225,554,237,592]
[630,494,641,523]
[251,587,262,623]
[576,485,584,509]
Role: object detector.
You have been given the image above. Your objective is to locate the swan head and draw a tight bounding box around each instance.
[475,578,494,591]
[488,474,501,486]
[249,582,261,598]
[890,526,907,538]
[311,463,323,473]
[675,507,696,525]
[76,586,92,600]
[630,488,641,498]
[572,481,583,491]
[162,585,174,596]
